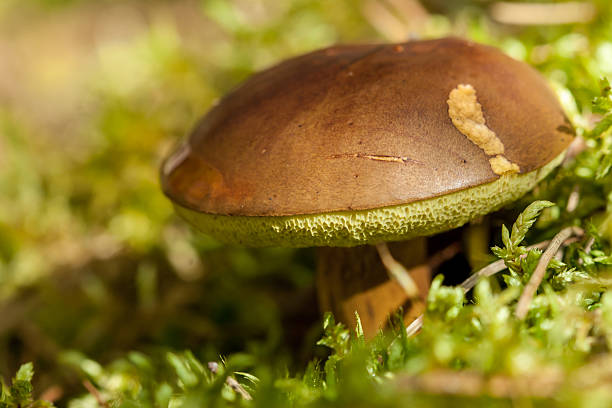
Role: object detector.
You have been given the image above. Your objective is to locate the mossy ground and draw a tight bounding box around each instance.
[1,0,612,407]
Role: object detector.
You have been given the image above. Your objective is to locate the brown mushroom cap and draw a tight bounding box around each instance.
[161,37,573,247]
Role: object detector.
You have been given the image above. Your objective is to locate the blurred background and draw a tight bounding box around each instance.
[1,0,612,404]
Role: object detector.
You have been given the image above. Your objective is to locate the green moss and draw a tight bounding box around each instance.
[175,152,566,247]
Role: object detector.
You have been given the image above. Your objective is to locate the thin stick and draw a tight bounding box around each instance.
[376,242,419,297]
[515,226,583,319]
[578,236,596,266]
[40,385,63,403]
[226,377,253,400]
[429,242,462,270]
[460,240,551,293]
[490,2,596,25]
[82,380,108,408]
[406,233,582,335]
[395,368,563,398]
[459,259,506,293]
[584,236,595,254]
[208,361,252,400]
[405,315,424,337]
[566,185,580,212]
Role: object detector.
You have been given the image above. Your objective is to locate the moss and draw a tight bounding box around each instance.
[174,151,566,247]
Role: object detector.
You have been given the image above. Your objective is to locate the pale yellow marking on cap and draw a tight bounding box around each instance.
[490,155,520,175]
[447,84,520,175]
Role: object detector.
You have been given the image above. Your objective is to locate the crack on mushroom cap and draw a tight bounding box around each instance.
[329,153,423,165]
[174,151,565,247]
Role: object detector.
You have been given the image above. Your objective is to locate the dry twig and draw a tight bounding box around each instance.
[208,361,252,400]
[376,243,419,298]
[459,240,552,294]
[226,377,253,401]
[578,236,596,266]
[490,2,596,25]
[405,315,424,337]
[40,385,63,403]
[566,185,580,212]
[395,367,563,398]
[406,232,583,335]
[429,242,462,270]
[515,226,584,319]
[82,380,108,408]
[376,241,462,301]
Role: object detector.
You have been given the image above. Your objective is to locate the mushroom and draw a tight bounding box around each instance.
[160,37,573,338]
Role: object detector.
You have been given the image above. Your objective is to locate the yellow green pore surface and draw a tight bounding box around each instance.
[175,152,565,248]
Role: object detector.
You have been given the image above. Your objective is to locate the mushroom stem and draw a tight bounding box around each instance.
[316,238,430,338]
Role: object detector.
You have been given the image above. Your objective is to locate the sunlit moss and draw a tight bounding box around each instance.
[1,0,612,407]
